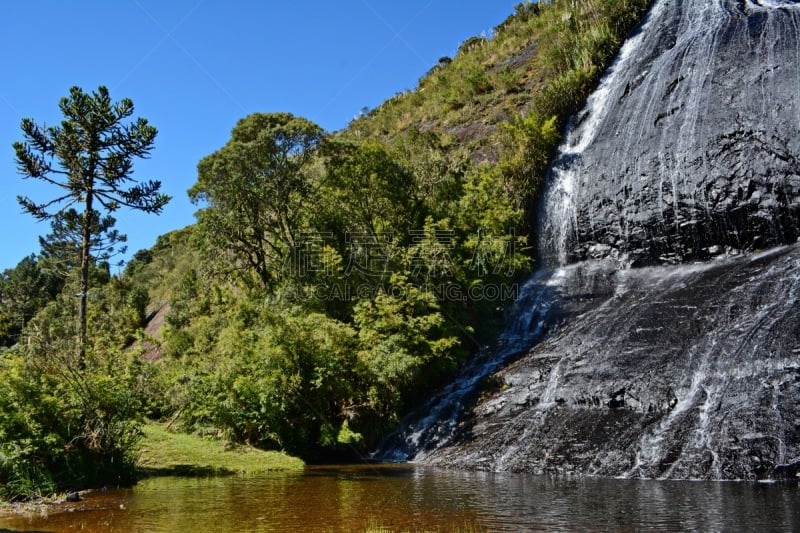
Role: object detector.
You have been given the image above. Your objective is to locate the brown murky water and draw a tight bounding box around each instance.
[1,465,798,532]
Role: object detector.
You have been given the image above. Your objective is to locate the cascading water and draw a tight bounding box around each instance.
[423,245,800,479]
[376,0,800,480]
[539,0,666,266]
[374,267,566,462]
[541,0,800,267]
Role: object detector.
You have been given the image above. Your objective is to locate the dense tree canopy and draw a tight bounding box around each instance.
[189,112,324,288]
[0,255,62,346]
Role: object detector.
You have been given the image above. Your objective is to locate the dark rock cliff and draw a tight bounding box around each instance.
[540,0,800,267]
[375,0,800,480]
[422,246,800,479]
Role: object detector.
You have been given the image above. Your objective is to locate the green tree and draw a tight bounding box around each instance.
[388,128,468,221]
[0,302,146,499]
[13,85,170,365]
[38,208,126,277]
[0,255,62,346]
[317,139,416,295]
[189,112,324,289]
[495,112,560,212]
[354,274,460,422]
[321,139,415,238]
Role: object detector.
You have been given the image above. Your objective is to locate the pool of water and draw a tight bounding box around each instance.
[1,465,799,532]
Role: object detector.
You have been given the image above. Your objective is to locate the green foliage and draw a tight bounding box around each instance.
[158,290,364,458]
[126,285,150,326]
[389,128,469,220]
[0,233,187,500]
[155,269,462,457]
[13,85,170,365]
[123,248,154,277]
[189,113,324,289]
[1,1,653,485]
[13,86,166,219]
[495,64,523,93]
[496,113,560,214]
[125,227,198,310]
[320,138,416,239]
[0,255,62,346]
[354,275,459,421]
[0,292,147,500]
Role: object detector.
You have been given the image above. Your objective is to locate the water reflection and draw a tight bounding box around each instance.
[1,466,798,532]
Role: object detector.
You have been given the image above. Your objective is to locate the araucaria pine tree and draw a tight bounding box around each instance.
[13,85,170,366]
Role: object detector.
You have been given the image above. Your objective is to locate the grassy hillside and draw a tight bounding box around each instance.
[347,0,650,161]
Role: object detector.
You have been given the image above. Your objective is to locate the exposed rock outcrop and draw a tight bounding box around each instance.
[376,0,800,480]
[423,246,800,479]
[540,0,800,267]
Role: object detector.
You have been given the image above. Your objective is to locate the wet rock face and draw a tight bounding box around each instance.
[422,246,800,480]
[376,0,800,481]
[540,0,800,267]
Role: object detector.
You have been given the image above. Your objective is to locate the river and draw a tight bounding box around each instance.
[1,466,798,532]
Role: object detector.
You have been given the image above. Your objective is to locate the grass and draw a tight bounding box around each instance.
[0,423,301,514]
[347,0,651,163]
[135,422,304,477]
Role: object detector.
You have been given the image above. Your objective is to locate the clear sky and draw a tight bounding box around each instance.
[0,1,516,272]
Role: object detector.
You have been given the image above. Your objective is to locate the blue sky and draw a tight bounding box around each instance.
[0,1,515,271]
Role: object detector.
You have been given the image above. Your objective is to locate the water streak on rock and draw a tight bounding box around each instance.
[374,0,800,480]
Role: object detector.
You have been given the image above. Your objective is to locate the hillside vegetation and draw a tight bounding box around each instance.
[0,0,650,499]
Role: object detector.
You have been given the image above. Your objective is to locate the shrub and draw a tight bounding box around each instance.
[0,345,143,500]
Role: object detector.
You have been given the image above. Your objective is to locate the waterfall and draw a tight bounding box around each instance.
[375,0,800,480]
[539,0,666,266]
[373,267,566,462]
[421,245,800,479]
[541,0,800,267]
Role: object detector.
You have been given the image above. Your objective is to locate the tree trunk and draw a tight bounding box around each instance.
[77,191,93,369]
